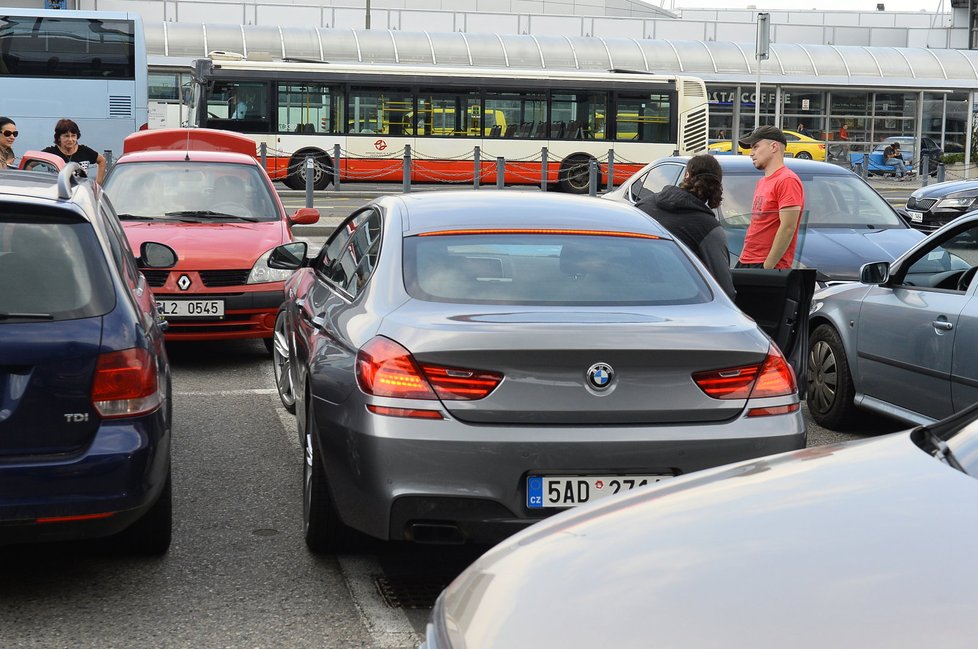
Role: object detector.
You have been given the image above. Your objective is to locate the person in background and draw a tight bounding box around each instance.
[736,125,805,270]
[0,117,17,169]
[796,122,809,136]
[635,154,736,300]
[42,118,106,183]
[838,122,849,141]
[883,141,909,180]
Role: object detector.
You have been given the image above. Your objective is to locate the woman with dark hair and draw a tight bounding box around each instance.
[0,117,16,169]
[42,118,106,183]
[635,154,735,300]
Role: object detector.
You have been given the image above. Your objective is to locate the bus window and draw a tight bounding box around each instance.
[485,92,546,139]
[278,83,341,134]
[551,92,607,140]
[348,87,413,135]
[207,81,271,133]
[0,15,135,78]
[615,93,672,143]
[415,91,482,136]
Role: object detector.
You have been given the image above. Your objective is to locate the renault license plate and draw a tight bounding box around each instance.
[527,475,670,509]
[156,299,225,318]
[907,210,923,223]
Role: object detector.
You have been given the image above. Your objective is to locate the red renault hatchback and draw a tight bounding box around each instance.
[103,128,319,350]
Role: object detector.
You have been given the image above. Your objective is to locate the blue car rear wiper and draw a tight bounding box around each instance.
[0,312,54,320]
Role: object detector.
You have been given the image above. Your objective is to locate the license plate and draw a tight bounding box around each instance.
[527,475,670,509]
[907,210,923,223]
[156,299,225,318]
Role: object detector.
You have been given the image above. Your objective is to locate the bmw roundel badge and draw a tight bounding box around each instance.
[586,362,614,390]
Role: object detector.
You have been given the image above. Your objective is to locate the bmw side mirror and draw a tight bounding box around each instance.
[139,242,177,268]
[268,242,308,270]
[860,261,889,285]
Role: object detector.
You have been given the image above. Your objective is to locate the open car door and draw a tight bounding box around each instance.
[733,268,816,391]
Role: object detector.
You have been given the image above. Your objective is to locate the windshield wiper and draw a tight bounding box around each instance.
[117,213,161,221]
[0,312,54,320]
[164,211,259,222]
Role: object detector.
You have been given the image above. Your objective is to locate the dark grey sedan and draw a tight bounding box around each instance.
[268,191,813,551]
[808,212,978,430]
[605,156,924,285]
[422,403,978,649]
[905,179,978,231]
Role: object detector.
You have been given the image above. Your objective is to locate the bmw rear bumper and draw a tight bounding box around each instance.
[313,395,805,544]
[0,414,170,546]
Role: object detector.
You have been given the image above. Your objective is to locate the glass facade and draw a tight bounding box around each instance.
[707,84,968,164]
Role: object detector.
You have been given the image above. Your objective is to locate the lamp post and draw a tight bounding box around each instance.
[755,12,770,129]
[365,0,371,29]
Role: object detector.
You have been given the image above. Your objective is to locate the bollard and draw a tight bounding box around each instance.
[541,147,548,192]
[920,156,929,187]
[333,143,341,191]
[403,145,412,193]
[937,162,946,183]
[260,142,267,171]
[588,159,598,196]
[496,157,505,189]
[304,154,314,208]
[474,146,481,190]
[860,156,868,179]
[606,149,614,192]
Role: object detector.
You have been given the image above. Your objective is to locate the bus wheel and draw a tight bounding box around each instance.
[287,151,333,190]
[558,155,595,194]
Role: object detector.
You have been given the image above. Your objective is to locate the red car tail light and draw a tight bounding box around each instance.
[91,348,162,419]
[356,336,503,401]
[693,345,797,400]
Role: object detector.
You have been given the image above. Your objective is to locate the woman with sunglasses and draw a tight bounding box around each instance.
[0,117,16,169]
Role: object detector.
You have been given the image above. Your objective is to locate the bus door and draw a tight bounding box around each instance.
[343,87,414,183]
[412,92,486,184]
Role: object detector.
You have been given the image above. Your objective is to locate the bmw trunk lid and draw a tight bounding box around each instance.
[380,303,773,426]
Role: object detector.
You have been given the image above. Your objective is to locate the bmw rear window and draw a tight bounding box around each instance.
[403,232,712,306]
[0,216,115,322]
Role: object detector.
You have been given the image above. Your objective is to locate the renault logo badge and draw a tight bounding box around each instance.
[586,362,614,390]
[177,274,192,291]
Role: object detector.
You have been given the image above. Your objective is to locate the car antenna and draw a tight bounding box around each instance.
[184,128,191,161]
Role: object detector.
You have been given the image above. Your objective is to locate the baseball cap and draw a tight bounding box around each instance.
[738,125,788,149]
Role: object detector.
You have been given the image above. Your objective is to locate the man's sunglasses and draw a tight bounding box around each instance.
[2,130,18,137]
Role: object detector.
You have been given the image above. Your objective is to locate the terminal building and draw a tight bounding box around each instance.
[14,0,978,162]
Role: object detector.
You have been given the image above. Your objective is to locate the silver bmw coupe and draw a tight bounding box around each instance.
[267,191,813,551]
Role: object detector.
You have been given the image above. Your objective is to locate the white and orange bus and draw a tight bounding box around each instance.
[188,56,708,193]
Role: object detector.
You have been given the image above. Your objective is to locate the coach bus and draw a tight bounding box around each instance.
[188,56,708,192]
[0,7,148,160]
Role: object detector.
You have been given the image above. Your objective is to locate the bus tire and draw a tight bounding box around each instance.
[287,150,333,190]
[558,155,595,194]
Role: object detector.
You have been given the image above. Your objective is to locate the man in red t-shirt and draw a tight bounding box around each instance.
[735,125,805,270]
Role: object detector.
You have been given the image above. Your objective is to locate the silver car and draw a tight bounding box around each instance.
[268,191,810,551]
[809,212,978,430]
[422,403,978,649]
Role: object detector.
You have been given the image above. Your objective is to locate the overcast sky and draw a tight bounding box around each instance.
[662,0,948,11]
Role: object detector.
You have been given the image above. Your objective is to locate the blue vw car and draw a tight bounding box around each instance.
[0,164,176,555]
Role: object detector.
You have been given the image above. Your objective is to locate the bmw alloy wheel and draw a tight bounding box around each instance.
[272,310,296,414]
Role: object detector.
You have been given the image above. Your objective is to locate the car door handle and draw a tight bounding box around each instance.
[932,320,953,331]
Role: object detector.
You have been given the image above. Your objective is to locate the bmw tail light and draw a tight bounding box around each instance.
[693,345,797,400]
[748,345,797,398]
[357,337,438,399]
[420,365,503,400]
[356,336,502,401]
[91,348,162,419]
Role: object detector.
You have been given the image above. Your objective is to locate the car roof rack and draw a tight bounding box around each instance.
[56,162,88,200]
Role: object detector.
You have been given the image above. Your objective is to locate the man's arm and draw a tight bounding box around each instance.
[763,206,802,269]
[95,153,106,184]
